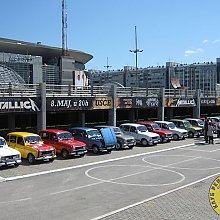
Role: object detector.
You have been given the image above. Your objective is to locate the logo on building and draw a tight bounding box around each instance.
[93,97,113,109]
[0,98,40,112]
[209,176,220,215]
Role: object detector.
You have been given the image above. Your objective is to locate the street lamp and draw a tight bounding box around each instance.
[129,26,143,87]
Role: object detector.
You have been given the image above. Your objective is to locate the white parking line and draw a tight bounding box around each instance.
[90,172,220,220]
[4,143,194,182]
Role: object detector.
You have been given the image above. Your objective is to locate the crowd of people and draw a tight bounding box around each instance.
[204,117,220,144]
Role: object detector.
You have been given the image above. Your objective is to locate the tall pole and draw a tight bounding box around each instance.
[104,57,112,71]
[129,26,143,87]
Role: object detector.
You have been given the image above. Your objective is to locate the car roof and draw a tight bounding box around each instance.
[137,121,155,125]
[69,127,98,131]
[7,132,39,137]
[39,129,70,134]
[154,121,172,124]
[120,123,145,127]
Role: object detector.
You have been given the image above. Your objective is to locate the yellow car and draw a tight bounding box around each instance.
[6,132,56,164]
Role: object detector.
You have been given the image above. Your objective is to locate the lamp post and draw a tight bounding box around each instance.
[129,26,143,87]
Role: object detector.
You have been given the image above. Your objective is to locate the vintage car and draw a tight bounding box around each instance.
[169,119,203,138]
[95,125,136,150]
[39,129,87,158]
[69,127,117,154]
[0,136,21,167]
[119,123,160,146]
[154,121,188,140]
[6,132,56,164]
[136,121,173,143]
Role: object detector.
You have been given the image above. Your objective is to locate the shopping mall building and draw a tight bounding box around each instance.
[0,37,93,85]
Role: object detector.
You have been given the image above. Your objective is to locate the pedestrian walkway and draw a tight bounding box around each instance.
[99,176,219,220]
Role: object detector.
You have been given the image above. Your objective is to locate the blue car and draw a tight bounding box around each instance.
[69,127,117,154]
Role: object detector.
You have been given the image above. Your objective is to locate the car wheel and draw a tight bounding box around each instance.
[173,134,179,140]
[188,131,194,138]
[27,154,35,164]
[107,149,112,154]
[115,142,122,150]
[61,149,69,159]
[128,145,134,149]
[49,158,55,162]
[92,145,99,154]
[141,139,148,146]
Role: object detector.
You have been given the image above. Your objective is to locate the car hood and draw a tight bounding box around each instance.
[58,139,86,147]
[139,131,160,138]
[28,143,55,151]
[153,129,173,135]
[0,146,20,156]
[116,133,134,140]
[188,126,202,131]
[171,128,188,133]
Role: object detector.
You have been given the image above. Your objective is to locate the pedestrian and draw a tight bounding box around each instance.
[204,117,209,143]
[207,122,214,144]
[216,122,220,143]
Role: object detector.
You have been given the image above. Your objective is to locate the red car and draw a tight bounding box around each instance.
[39,129,87,158]
[136,121,173,143]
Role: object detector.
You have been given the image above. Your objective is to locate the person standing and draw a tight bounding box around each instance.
[207,122,214,144]
[204,117,209,143]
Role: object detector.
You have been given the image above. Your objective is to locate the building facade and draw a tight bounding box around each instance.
[0,38,92,85]
[89,60,218,91]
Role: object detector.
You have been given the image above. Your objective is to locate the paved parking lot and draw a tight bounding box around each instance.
[0,137,220,220]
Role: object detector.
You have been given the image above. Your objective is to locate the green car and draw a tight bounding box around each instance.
[169,119,203,138]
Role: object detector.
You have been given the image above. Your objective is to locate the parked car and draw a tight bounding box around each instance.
[136,121,173,143]
[169,119,203,138]
[39,129,87,158]
[0,136,21,167]
[119,123,160,146]
[6,132,56,164]
[154,121,188,140]
[69,127,117,154]
[95,125,136,150]
[185,118,205,134]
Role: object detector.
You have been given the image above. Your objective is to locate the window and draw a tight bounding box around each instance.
[17,137,24,146]
[40,132,49,139]
[130,126,137,133]
[122,125,130,132]
[9,136,16,143]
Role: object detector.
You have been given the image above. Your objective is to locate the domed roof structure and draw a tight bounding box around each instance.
[0,64,25,84]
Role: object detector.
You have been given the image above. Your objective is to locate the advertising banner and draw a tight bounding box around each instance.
[200,98,216,106]
[0,97,41,112]
[165,97,196,107]
[117,97,160,109]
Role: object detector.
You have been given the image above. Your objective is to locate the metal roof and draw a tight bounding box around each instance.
[0,38,93,64]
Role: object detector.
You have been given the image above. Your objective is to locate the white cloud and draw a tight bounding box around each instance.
[203,39,209,43]
[213,39,220,43]
[184,48,204,57]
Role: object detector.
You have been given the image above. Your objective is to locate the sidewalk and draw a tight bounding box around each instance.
[98,173,219,220]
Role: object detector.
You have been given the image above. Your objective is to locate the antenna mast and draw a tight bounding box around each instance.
[62,0,68,56]
[104,57,112,71]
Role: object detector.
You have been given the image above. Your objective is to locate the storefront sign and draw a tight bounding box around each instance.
[47,97,92,111]
[117,97,159,108]
[0,97,40,112]
[92,97,113,109]
[165,98,196,107]
[200,98,216,106]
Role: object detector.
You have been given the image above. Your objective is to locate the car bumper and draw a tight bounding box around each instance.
[70,150,87,156]
[0,159,22,166]
[36,155,56,161]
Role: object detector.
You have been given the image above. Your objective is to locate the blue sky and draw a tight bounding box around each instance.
[1,0,220,70]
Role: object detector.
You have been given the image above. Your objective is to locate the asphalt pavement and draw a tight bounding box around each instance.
[0,138,220,220]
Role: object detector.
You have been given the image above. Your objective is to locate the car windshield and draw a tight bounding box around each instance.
[87,130,102,139]
[113,127,122,135]
[183,121,192,127]
[168,122,176,129]
[152,124,160,130]
[137,126,148,132]
[197,120,204,126]
[58,132,73,140]
[0,138,6,147]
[25,136,41,144]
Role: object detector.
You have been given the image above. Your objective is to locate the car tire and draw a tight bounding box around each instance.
[115,142,122,150]
[107,149,112,154]
[27,154,35,164]
[128,145,134,149]
[92,145,99,154]
[49,158,55,162]
[188,131,194,138]
[61,149,69,159]
[141,139,148,146]
[173,134,179,140]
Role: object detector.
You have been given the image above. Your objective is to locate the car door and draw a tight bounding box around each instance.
[16,136,26,158]
[121,125,130,136]
[7,135,17,150]
[129,126,138,140]
[49,133,61,153]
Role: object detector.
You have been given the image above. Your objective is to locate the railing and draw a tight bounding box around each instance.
[0,83,220,99]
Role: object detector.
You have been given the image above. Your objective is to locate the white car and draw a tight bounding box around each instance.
[154,121,188,140]
[119,123,160,146]
[0,136,21,167]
